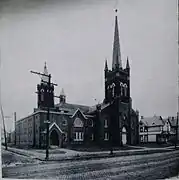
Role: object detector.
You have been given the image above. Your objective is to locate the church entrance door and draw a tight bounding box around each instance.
[122,127,127,145]
[50,129,59,146]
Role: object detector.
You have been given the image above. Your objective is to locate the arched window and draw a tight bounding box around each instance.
[124,84,128,96]
[73,118,83,128]
[41,89,44,101]
[120,83,123,96]
[111,83,115,97]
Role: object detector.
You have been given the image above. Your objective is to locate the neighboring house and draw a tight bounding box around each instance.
[15,12,139,149]
[139,116,166,143]
[167,116,179,142]
[139,115,179,144]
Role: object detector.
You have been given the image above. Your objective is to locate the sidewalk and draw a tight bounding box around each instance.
[3,145,178,162]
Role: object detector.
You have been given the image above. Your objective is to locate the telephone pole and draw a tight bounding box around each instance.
[14,112,16,146]
[30,70,57,160]
[1,105,7,150]
[175,112,179,149]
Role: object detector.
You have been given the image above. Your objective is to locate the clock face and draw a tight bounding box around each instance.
[116,72,120,77]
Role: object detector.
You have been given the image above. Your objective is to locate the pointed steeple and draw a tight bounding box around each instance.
[105,59,108,71]
[112,9,122,70]
[126,56,130,69]
[60,88,66,97]
[41,62,49,83]
[60,88,66,103]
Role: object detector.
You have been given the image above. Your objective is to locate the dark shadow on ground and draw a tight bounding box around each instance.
[69,145,139,152]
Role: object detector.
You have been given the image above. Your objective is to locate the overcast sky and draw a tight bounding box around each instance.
[0,0,178,131]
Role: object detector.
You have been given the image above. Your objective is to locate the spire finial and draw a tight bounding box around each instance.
[126,56,130,69]
[44,61,47,68]
[105,58,108,71]
[115,9,118,13]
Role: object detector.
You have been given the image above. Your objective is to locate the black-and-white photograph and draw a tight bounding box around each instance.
[0,0,178,179]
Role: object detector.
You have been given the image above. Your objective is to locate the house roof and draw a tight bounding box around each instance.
[140,115,164,126]
[168,116,178,127]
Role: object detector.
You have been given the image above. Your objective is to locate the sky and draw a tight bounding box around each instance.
[0,0,178,132]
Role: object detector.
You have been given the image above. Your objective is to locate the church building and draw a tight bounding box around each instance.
[15,11,139,148]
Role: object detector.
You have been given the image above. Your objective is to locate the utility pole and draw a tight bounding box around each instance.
[30,70,57,160]
[175,112,179,149]
[1,105,7,150]
[14,112,16,146]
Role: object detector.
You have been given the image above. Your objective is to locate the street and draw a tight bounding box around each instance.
[2,150,179,179]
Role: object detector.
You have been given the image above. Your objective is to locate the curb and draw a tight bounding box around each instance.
[39,148,175,162]
[5,147,177,162]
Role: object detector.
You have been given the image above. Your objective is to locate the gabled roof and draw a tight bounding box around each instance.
[70,108,88,120]
[168,116,178,127]
[49,122,63,133]
[140,115,164,127]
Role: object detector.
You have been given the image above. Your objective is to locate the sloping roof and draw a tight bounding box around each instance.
[140,116,164,127]
[71,108,88,119]
[87,102,111,114]
[55,102,91,114]
[168,117,178,127]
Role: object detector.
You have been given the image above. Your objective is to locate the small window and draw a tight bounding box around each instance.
[140,127,143,132]
[140,135,143,142]
[62,120,67,126]
[104,132,109,141]
[89,119,93,127]
[144,135,148,142]
[104,119,108,128]
[90,133,94,141]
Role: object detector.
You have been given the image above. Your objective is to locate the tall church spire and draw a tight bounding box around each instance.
[112,9,122,69]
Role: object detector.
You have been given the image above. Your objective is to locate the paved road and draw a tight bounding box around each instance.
[2,150,179,179]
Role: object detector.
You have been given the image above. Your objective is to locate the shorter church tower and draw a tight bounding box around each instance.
[37,62,55,109]
[59,88,66,104]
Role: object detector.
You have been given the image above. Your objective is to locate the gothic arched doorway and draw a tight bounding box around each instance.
[50,129,59,146]
[122,127,127,145]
